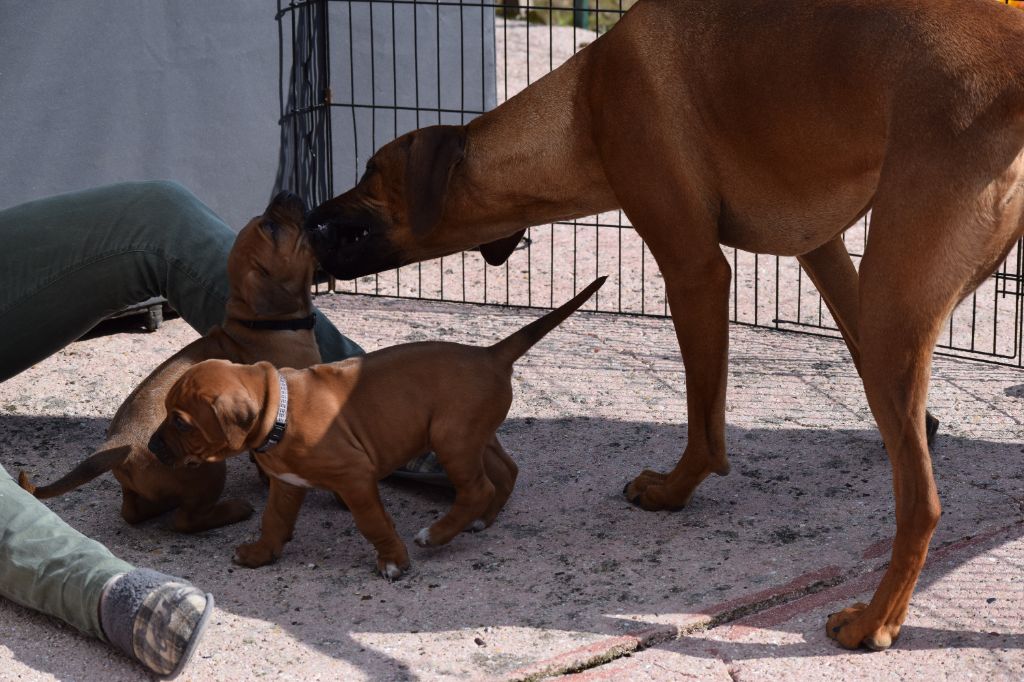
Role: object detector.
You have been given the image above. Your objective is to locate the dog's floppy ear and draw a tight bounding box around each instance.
[211,391,258,453]
[478,229,526,266]
[404,125,466,236]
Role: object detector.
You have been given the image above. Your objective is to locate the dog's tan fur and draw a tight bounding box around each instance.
[302,0,1024,649]
[18,193,322,533]
[149,278,604,578]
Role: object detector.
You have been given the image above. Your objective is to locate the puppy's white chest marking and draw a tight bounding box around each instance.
[271,471,314,488]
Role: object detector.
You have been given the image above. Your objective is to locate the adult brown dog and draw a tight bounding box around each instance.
[19,192,323,532]
[147,277,604,579]
[300,0,1024,651]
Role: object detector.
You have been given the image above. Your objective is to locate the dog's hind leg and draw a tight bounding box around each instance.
[121,488,175,524]
[798,236,864,370]
[173,497,255,534]
[415,439,497,547]
[825,145,1024,650]
[479,436,518,527]
[171,462,254,533]
[799,236,940,446]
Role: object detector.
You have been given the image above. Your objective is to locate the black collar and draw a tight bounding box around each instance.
[254,372,289,453]
[236,314,315,331]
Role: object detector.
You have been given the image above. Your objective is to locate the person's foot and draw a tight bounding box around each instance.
[390,451,451,487]
[100,568,213,679]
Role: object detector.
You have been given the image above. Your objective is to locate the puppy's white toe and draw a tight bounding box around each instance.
[378,562,404,580]
[467,519,486,532]
[414,527,433,547]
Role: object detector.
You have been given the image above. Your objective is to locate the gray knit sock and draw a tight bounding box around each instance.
[100,568,213,679]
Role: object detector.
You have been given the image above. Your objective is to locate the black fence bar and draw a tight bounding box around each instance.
[276,0,1024,368]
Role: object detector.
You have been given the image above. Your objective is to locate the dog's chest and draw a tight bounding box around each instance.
[271,471,315,488]
[254,454,316,488]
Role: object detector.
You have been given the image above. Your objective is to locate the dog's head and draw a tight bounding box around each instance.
[304,125,524,279]
[148,359,270,468]
[228,191,316,317]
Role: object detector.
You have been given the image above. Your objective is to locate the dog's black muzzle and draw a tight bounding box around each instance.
[147,431,176,466]
[304,203,402,279]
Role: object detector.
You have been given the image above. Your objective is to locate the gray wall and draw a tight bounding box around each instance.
[0,1,282,229]
[0,1,496,230]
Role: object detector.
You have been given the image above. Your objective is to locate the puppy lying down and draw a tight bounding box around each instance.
[149,277,605,579]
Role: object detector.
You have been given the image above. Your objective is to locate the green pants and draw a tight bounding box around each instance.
[0,181,363,639]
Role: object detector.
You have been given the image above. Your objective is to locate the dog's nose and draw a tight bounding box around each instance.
[303,206,329,234]
[147,431,174,466]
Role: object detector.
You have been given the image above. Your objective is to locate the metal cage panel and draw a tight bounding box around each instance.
[276,0,1024,367]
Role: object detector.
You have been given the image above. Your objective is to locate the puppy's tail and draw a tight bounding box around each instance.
[18,445,132,499]
[489,276,606,367]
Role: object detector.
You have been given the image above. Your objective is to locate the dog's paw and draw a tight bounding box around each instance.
[233,541,278,568]
[466,519,486,532]
[380,562,404,580]
[623,469,688,511]
[826,602,900,650]
[376,557,409,581]
[414,527,434,547]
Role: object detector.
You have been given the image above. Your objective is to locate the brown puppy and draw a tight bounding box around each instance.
[19,192,323,532]
[149,277,604,578]
[300,0,1024,650]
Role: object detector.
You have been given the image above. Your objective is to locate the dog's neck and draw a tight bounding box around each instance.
[223,291,315,330]
[253,369,289,453]
[443,47,618,246]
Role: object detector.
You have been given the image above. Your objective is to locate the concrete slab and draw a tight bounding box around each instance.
[569,524,1024,682]
[1,293,1022,680]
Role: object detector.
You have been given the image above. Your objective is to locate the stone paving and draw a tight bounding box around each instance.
[1,292,1022,680]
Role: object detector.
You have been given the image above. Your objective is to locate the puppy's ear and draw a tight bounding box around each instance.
[212,391,258,453]
[478,229,526,266]
[404,125,466,236]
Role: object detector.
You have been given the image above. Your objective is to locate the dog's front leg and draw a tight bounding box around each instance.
[624,240,732,511]
[337,483,410,580]
[234,478,307,568]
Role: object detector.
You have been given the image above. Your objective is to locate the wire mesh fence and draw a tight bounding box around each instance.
[276,0,1024,368]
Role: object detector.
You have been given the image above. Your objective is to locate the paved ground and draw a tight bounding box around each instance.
[1,292,1022,680]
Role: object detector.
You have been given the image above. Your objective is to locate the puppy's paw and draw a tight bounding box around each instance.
[414,527,434,547]
[376,557,409,581]
[466,519,486,532]
[233,541,278,568]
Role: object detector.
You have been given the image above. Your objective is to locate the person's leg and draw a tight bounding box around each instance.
[0,463,129,638]
[0,463,210,677]
[0,181,361,382]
